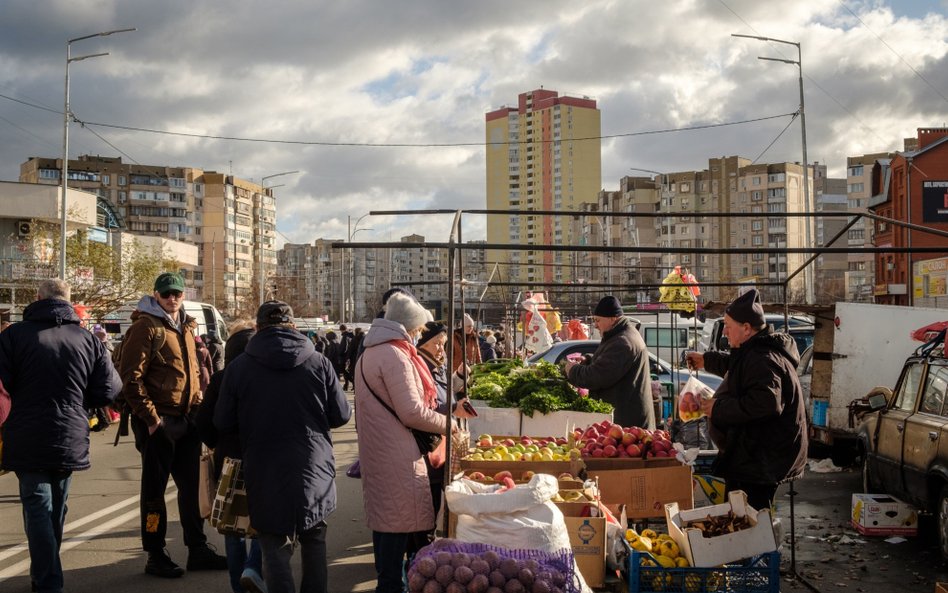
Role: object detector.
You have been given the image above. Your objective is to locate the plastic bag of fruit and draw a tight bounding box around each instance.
[677,374,715,423]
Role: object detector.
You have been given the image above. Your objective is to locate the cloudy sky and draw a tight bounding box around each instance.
[1,0,946,245]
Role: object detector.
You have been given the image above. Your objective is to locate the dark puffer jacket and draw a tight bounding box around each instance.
[0,299,121,472]
[214,326,351,535]
[566,317,655,429]
[703,327,808,485]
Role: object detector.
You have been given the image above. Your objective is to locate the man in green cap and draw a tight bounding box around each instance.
[117,272,227,578]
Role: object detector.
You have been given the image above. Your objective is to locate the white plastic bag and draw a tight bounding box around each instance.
[445,473,571,553]
[677,374,715,422]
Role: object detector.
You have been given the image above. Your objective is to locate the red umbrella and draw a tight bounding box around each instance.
[911,321,948,342]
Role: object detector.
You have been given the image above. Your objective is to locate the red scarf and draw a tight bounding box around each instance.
[390,339,437,409]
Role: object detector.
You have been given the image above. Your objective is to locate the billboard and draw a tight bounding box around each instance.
[922,181,948,223]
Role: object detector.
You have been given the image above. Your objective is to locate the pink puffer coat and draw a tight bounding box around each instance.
[355,319,448,533]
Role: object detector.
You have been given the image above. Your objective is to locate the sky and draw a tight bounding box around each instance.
[1,0,947,247]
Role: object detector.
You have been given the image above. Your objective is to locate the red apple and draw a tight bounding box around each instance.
[617,449,629,458]
[607,425,624,441]
[520,437,533,446]
[602,436,617,448]
[493,470,513,482]
[621,431,637,446]
[625,443,642,457]
[502,438,516,447]
[603,445,617,457]
[468,471,486,481]
[591,448,605,458]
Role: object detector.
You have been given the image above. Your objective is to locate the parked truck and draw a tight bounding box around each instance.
[801,302,948,463]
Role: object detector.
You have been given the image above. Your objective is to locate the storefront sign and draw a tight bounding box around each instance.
[922,181,948,223]
[915,256,948,298]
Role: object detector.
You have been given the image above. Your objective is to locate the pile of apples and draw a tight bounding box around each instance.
[573,420,676,459]
[464,435,582,462]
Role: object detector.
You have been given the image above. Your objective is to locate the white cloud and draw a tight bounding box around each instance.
[0,0,946,244]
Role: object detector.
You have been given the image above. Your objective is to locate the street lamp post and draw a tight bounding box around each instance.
[258,171,299,307]
[60,28,135,280]
[345,214,372,323]
[732,33,814,304]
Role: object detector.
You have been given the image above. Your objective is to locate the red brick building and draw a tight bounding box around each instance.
[869,127,948,305]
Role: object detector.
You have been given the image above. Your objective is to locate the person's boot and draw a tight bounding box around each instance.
[186,543,228,570]
[145,549,185,578]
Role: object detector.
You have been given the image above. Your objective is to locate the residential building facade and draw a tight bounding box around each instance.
[869,127,948,305]
[19,155,277,316]
[485,88,601,288]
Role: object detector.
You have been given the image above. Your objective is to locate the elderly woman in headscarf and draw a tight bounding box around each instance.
[415,322,476,526]
[355,293,453,593]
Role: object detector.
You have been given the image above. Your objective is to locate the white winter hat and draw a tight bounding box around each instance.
[384,292,432,333]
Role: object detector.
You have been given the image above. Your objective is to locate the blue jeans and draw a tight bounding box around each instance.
[16,471,73,593]
[258,523,328,593]
[224,535,263,593]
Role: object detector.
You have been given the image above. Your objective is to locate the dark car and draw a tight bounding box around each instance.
[856,338,948,558]
[526,339,723,390]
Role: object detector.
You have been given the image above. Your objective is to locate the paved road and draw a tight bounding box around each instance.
[5,413,948,593]
[0,405,375,593]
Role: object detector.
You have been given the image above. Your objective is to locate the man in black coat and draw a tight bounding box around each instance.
[0,279,121,593]
[215,301,351,593]
[565,296,655,429]
[685,289,808,510]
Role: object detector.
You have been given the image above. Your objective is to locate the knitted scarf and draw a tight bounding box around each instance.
[390,339,438,410]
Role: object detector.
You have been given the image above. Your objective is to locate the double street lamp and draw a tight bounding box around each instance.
[60,28,135,280]
[344,214,372,323]
[257,171,299,306]
[732,33,814,304]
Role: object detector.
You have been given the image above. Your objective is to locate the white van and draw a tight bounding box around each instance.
[104,300,229,341]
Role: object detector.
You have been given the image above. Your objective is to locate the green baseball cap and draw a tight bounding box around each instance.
[154,272,186,293]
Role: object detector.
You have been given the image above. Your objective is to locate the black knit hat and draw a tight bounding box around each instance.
[593,295,623,317]
[417,321,446,348]
[256,300,294,326]
[224,328,255,366]
[725,289,766,327]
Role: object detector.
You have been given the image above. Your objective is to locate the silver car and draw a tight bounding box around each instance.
[526,340,723,391]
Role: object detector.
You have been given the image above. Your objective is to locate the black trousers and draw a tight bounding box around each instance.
[132,415,206,552]
[724,479,779,512]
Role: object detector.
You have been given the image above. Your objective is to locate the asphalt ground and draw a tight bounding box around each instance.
[3,403,948,592]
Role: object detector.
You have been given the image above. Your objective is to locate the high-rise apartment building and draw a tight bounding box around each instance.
[19,155,277,316]
[485,88,601,288]
[845,152,894,301]
[277,239,344,319]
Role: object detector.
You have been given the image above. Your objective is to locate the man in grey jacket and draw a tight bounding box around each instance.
[565,296,655,429]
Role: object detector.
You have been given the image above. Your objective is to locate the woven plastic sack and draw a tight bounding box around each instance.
[407,538,582,593]
[210,457,255,537]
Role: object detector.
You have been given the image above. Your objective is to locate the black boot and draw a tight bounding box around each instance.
[186,543,228,570]
[145,549,184,578]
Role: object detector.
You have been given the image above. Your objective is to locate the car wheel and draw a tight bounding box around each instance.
[938,486,948,561]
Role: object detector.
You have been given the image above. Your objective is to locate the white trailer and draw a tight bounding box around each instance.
[804,302,948,460]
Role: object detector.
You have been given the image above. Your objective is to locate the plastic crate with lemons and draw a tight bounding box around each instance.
[622,491,780,593]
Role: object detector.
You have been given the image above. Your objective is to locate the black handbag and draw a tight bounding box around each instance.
[360,365,442,455]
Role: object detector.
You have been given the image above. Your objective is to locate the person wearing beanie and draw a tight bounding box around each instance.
[451,312,482,373]
[354,293,452,593]
[684,288,807,511]
[564,295,655,429]
[194,322,263,593]
[215,301,351,593]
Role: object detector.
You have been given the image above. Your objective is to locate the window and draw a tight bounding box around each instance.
[896,363,925,412]
[751,191,763,201]
[767,188,786,198]
[848,229,865,240]
[39,169,60,180]
[752,177,761,186]
[919,365,948,416]
[102,175,110,185]
[847,183,865,193]
[848,165,864,177]
[752,220,763,231]
[752,235,763,246]
[848,198,863,209]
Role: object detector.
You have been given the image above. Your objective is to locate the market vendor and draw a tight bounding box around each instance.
[684,289,807,510]
[563,295,655,429]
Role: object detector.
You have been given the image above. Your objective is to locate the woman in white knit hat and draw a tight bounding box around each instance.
[354,292,450,593]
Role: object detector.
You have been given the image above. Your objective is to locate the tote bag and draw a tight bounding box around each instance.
[210,457,255,537]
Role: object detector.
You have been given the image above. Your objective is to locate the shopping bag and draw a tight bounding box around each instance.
[345,459,361,479]
[427,437,447,469]
[198,446,216,519]
[210,457,255,537]
[677,374,715,422]
[449,428,470,478]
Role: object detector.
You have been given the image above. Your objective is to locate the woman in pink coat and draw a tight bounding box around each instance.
[355,292,448,593]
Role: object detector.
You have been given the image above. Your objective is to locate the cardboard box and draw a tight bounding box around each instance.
[935,582,948,593]
[692,474,726,508]
[666,490,778,568]
[554,502,607,588]
[582,456,681,471]
[458,458,584,478]
[521,409,612,438]
[851,493,919,536]
[587,463,693,519]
